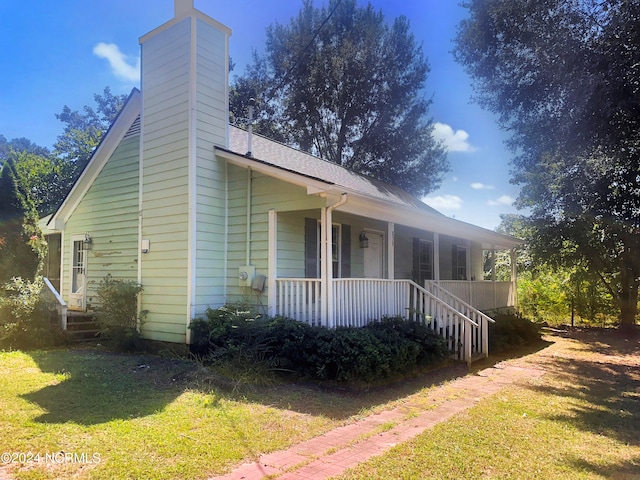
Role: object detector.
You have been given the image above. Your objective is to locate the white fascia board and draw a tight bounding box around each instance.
[216,147,522,249]
[49,90,142,229]
[324,187,523,249]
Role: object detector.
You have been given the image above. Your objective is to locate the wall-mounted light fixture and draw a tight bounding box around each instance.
[83,233,92,250]
[359,231,369,248]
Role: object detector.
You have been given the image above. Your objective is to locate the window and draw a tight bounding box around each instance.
[453,244,467,280]
[418,240,433,283]
[305,218,350,278]
[318,223,341,278]
[72,240,86,293]
[413,238,434,284]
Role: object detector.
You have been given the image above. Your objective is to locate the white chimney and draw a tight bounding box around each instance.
[174,0,194,17]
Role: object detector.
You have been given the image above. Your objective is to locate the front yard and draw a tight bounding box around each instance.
[0,327,638,479]
[0,346,462,480]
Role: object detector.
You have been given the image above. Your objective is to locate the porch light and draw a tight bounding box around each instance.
[83,233,92,250]
[359,231,369,248]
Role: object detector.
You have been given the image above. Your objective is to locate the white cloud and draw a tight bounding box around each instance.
[93,42,140,82]
[470,182,494,190]
[432,122,477,153]
[487,195,515,206]
[423,194,463,211]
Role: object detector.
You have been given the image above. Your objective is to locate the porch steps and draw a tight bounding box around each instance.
[66,311,100,341]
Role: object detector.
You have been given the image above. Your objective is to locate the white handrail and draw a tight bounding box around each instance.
[426,281,495,324]
[404,279,479,327]
[42,277,68,330]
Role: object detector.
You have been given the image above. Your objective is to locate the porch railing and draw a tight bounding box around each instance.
[41,277,68,330]
[426,281,496,360]
[275,278,489,364]
[435,280,513,311]
[276,278,322,326]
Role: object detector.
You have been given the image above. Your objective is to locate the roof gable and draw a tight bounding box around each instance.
[49,89,141,229]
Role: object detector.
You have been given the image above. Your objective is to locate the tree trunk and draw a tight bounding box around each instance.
[618,265,638,333]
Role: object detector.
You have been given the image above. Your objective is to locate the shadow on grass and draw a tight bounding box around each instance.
[218,338,555,420]
[569,456,640,479]
[22,348,196,425]
[524,329,640,446]
[550,326,640,357]
[21,337,556,425]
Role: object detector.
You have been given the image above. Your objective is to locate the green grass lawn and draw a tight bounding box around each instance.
[0,348,344,480]
[336,328,640,479]
[0,346,460,480]
[1,329,638,480]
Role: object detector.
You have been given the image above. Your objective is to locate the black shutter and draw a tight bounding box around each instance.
[413,237,420,283]
[305,218,318,278]
[341,224,351,278]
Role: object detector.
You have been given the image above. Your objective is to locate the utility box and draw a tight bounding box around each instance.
[238,265,255,287]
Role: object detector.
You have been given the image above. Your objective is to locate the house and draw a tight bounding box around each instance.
[42,0,522,363]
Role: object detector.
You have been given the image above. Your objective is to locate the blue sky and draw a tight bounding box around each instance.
[0,0,522,230]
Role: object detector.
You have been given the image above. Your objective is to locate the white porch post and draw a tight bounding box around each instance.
[324,206,335,328]
[267,209,277,316]
[433,233,440,283]
[510,247,518,307]
[320,207,329,326]
[491,245,497,309]
[491,246,496,282]
[322,194,347,327]
[387,222,394,279]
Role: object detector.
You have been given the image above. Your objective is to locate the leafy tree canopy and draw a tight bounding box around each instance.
[54,86,127,174]
[230,0,448,197]
[454,0,640,330]
[0,86,128,217]
[0,135,49,160]
[0,159,46,285]
[10,151,74,216]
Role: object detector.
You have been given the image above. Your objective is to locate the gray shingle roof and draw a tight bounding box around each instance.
[228,125,443,215]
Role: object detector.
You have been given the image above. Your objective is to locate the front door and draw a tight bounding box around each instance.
[364,231,384,278]
[69,235,88,311]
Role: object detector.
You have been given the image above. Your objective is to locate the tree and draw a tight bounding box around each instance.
[0,159,46,285]
[54,86,127,178]
[496,214,615,326]
[230,0,448,197]
[454,0,640,331]
[0,135,49,160]
[11,151,73,216]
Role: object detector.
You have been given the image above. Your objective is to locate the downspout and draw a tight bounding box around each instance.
[246,167,252,265]
[324,193,348,328]
[245,98,255,267]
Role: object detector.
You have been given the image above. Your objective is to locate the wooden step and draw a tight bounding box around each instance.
[65,312,101,341]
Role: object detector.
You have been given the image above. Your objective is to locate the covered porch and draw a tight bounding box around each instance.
[265,195,521,364]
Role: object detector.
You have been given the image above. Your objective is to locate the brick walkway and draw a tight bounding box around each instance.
[210,362,545,480]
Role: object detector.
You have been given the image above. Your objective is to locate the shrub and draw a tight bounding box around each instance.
[94,275,147,351]
[488,310,541,352]
[0,277,60,349]
[190,307,449,384]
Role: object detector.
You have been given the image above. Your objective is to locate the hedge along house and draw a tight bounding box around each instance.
[43,0,522,363]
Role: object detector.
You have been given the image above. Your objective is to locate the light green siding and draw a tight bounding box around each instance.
[140,17,191,343]
[62,136,140,307]
[194,18,229,317]
[224,165,324,305]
